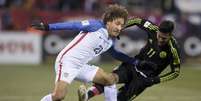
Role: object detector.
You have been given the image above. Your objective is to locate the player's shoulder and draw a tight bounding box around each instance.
[83,19,103,27]
[171,36,178,45]
[83,19,105,32]
[170,36,180,50]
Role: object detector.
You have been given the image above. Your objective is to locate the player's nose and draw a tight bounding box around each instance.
[117,25,122,31]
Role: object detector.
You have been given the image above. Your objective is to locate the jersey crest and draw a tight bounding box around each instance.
[159,51,167,58]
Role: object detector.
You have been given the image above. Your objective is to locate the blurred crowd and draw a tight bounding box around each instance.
[0,0,200,39]
[0,0,114,30]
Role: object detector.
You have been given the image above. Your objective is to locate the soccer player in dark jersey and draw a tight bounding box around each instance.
[78,18,181,101]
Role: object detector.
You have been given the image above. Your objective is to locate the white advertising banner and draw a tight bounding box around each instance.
[0,32,42,64]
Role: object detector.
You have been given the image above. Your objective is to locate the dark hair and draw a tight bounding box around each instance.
[102,4,128,25]
[159,20,174,34]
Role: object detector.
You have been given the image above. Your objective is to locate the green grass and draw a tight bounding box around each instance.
[0,62,201,101]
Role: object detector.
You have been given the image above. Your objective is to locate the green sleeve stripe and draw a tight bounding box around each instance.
[126,18,142,27]
[169,39,180,65]
[128,95,137,101]
[160,70,180,83]
[147,24,158,31]
[126,18,158,33]
[160,38,181,83]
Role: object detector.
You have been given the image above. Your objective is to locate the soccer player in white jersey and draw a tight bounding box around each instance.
[32,4,141,101]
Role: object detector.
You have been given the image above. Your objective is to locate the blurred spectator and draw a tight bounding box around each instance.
[84,0,97,13]
[0,0,13,8]
[161,0,179,14]
[1,10,14,30]
[0,14,2,30]
[35,0,60,11]
[0,0,199,33]
[84,0,110,13]
[113,0,128,7]
[8,0,24,9]
[175,13,189,39]
[0,0,6,8]
[58,0,84,12]
[148,8,163,25]
[23,0,35,10]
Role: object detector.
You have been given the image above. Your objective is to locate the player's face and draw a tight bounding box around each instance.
[106,18,125,37]
[157,31,170,46]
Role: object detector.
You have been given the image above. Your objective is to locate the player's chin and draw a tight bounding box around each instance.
[158,42,165,46]
[113,32,120,37]
[110,33,118,37]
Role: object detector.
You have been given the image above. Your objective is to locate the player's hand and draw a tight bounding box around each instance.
[31,22,49,30]
[143,77,160,87]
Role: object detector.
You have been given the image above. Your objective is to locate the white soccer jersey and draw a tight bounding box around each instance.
[55,28,113,68]
[49,19,118,83]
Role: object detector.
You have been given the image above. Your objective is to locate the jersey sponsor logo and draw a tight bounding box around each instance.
[159,51,167,58]
[81,20,90,26]
[94,45,103,54]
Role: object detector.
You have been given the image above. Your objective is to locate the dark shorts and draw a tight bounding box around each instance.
[113,63,134,83]
[113,63,148,101]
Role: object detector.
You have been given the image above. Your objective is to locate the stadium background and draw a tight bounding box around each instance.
[0,0,201,101]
